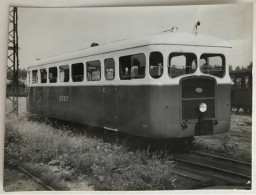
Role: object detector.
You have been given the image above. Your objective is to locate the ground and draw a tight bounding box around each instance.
[4,97,252,191]
[4,168,46,192]
[194,112,252,162]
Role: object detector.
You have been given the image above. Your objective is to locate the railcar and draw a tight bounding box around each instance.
[230,70,252,113]
[26,32,232,141]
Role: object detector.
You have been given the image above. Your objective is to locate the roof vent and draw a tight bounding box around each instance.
[162,26,178,33]
[90,42,99,47]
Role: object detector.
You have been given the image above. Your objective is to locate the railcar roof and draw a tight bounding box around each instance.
[29,32,231,68]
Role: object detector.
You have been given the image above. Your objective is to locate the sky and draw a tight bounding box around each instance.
[16,3,253,69]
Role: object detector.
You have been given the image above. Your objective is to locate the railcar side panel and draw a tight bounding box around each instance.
[147,86,166,138]
[68,86,84,123]
[26,83,231,138]
[42,88,50,116]
[29,87,37,114]
[83,86,103,127]
[56,87,70,120]
[47,87,58,118]
[117,86,148,137]
[26,88,30,112]
[36,87,47,115]
[231,89,252,107]
[215,85,231,134]
[165,86,184,138]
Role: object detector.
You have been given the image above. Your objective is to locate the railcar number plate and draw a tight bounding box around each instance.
[59,95,69,102]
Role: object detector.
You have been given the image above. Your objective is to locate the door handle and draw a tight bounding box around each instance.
[103,87,106,92]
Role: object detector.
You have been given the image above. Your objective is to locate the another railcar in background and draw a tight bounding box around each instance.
[26,32,232,141]
[230,70,252,114]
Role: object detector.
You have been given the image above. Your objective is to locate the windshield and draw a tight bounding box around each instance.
[200,54,225,78]
[168,52,197,78]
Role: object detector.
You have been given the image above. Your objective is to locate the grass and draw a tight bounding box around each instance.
[5,98,252,190]
[5,98,199,191]
[193,115,252,162]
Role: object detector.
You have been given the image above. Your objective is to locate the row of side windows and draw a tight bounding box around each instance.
[28,52,163,84]
[28,52,225,84]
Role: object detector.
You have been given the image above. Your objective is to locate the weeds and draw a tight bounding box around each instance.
[194,133,251,162]
[5,98,185,190]
[5,98,252,190]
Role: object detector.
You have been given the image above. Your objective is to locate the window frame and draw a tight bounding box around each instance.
[27,71,30,84]
[168,52,197,78]
[40,68,47,84]
[119,53,146,80]
[32,70,38,84]
[149,51,164,79]
[71,62,84,82]
[86,60,101,81]
[49,67,58,83]
[235,77,242,89]
[244,75,252,89]
[199,53,226,78]
[104,58,115,81]
[59,65,70,83]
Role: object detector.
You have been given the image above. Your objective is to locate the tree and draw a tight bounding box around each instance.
[247,62,252,70]
[235,66,240,71]
[7,68,27,80]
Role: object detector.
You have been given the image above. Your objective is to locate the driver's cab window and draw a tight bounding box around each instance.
[168,52,197,78]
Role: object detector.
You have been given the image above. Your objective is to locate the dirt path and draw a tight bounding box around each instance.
[4,168,47,192]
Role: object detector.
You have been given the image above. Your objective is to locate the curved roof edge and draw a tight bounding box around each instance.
[29,32,232,67]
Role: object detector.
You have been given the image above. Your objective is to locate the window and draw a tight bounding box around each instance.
[86,60,101,81]
[49,67,57,83]
[119,53,146,80]
[200,54,225,78]
[32,70,38,83]
[150,52,163,79]
[72,63,84,82]
[105,58,115,80]
[235,77,242,88]
[27,71,30,84]
[245,76,252,89]
[40,69,47,83]
[169,53,197,78]
[59,65,70,82]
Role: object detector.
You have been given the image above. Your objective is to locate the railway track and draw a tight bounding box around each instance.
[24,114,252,190]
[17,166,55,191]
[228,130,251,140]
[171,151,251,189]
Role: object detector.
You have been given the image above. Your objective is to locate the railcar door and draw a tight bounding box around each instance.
[103,86,117,130]
[103,58,117,130]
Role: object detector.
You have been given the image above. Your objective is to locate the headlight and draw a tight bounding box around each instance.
[199,103,207,113]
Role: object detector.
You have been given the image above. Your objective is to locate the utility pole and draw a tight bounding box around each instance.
[7,7,19,114]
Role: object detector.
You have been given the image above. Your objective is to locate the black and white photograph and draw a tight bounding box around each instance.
[1,0,253,192]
